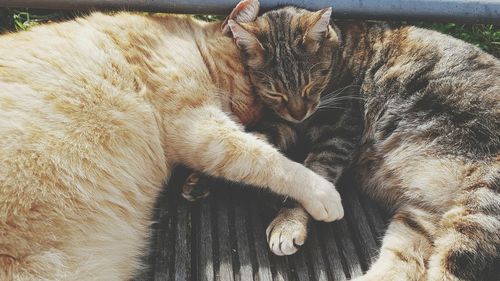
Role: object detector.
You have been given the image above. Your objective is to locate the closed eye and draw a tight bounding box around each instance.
[265,91,288,102]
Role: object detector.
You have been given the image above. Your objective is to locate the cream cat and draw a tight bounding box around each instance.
[0,1,343,280]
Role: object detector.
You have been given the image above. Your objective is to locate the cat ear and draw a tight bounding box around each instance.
[228,20,262,51]
[222,0,260,34]
[302,7,333,52]
[228,20,264,67]
[304,8,332,41]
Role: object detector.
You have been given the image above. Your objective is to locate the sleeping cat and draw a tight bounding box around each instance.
[0,1,344,280]
[228,5,500,281]
[187,2,499,280]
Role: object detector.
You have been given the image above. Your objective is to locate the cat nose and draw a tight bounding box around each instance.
[288,99,308,121]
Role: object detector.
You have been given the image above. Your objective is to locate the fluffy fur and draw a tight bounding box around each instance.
[0,2,344,279]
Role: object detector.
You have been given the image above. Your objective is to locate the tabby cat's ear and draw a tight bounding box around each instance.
[222,0,260,34]
[228,20,264,67]
[301,7,333,52]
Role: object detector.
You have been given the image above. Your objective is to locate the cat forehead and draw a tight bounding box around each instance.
[258,7,312,30]
[250,7,322,46]
[262,6,308,19]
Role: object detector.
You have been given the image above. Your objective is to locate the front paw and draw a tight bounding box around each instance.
[349,273,407,281]
[181,172,210,202]
[266,210,308,256]
[299,174,344,222]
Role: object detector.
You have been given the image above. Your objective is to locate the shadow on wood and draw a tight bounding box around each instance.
[134,167,389,281]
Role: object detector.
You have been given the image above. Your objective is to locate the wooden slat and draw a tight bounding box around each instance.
[331,220,364,279]
[316,222,348,281]
[249,200,274,281]
[198,199,215,281]
[359,194,387,245]
[174,202,191,281]
[232,194,254,281]
[269,255,290,281]
[135,169,389,281]
[151,186,176,281]
[306,225,331,281]
[340,184,380,271]
[215,188,235,281]
[289,248,311,281]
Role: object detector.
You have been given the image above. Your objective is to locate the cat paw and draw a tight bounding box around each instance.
[181,172,210,202]
[299,173,344,222]
[266,213,308,256]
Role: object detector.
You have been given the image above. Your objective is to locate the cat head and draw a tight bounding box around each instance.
[227,5,339,123]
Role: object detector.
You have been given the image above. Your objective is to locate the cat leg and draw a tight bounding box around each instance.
[351,207,436,281]
[267,119,359,255]
[265,157,346,256]
[166,106,343,222]
[180,133,269,202]
[250,120,311,255]
[427,181,500,281]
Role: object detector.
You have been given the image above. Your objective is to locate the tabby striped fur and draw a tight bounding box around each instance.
[229,4,499,281]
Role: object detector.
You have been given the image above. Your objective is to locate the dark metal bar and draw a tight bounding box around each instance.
[1,0,499,24]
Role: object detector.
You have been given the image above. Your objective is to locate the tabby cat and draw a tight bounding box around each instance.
[190,2,499,280]
[0,1,343,280]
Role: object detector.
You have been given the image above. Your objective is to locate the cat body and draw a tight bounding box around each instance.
[346,22,499,281]
[226,4,499,280]
[0,4,343,280]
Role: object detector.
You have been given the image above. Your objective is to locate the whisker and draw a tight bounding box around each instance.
[317,107,345,111]
[308,61,331,73]
[316,84,363,112]
[320,84,360,100]
[320,96,364,104]
[321,89,352,100]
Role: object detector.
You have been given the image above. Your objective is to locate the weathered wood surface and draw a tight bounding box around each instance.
[134,167,389,281]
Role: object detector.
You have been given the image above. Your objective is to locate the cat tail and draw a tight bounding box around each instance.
[429,173,500,281]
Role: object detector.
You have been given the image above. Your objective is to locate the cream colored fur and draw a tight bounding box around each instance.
[0,9,342,281]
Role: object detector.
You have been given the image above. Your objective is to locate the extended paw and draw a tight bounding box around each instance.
[299,173,344,222]
[181,172,210,202]
[350,272,417,281]
[266,211,308,256]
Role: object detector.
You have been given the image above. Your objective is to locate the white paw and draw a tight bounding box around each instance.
[299,173,344,222]
[266,217,307,256]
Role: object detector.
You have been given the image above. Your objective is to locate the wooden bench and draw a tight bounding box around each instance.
[134,167,389,281]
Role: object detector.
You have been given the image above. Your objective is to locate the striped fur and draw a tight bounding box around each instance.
[225,6,362,257]
[228,5,500,280]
